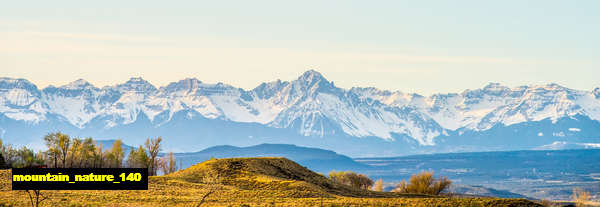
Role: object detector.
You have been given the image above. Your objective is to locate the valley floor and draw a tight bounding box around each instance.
[0,169,541,207]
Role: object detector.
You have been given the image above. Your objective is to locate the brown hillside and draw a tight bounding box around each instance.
[168,157,417,198]
[0,158,544,206]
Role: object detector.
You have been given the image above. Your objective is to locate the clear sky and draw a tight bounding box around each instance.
[1,0,598,95]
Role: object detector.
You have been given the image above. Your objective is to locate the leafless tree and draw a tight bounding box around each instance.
[25,190,48,207]
[145,137,162,176]
[159,152,177,175]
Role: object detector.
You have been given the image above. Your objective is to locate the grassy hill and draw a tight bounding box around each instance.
[169,157,417,198]
[173,144,369,173]
[0,157,543,206]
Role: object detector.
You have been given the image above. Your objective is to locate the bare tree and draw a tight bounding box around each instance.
[25,190,48,207]
[159,152,177,175]
[145,137,162,176]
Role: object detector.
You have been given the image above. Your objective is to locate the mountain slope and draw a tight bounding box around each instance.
[169,157,393,197]
[1,70,599,156]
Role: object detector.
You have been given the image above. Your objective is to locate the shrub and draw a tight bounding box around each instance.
[328,170,373,190]
[392,171,451,195]
[373,179,383,192]
[572,188,590,207]
[540,199,555,207]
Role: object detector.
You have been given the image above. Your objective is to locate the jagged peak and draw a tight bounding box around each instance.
[60,79,96,90]
[350,86,404,93]
[168,78,203,87]
[0,77,19,82]
[483,82,505,89]
[521,83,573,95]
[517,83,567,90]
[296,70,328,85]
[292,70,339,95]
[159,78,241,97]
[350,87,390,95]
[461,82,509,97]
[161,78,203,93]
[123,77,153,85]
[251,79,292,100]
[0,77,34,84]
[0,77,38,90]
[540,83,566,90]
[117,77,157,93]
[482,82,511,95]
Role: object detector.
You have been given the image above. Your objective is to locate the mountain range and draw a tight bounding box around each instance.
[1,70,599,156]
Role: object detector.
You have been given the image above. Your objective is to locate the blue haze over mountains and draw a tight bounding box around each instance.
[0,70,599,157]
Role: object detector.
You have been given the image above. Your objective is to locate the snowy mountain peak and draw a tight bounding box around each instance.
[0,77,39,91]
[252,79,288,99]
[0,77,41,100]
[292,70,339,96]
[542,83,564,89]
[521,84,575,100]
[299,69,324,79]
[482,82,509,93]
[296,70,329,86]
[461,82,510,98]
[117,77,157,94]
[60,79,96,90]
[0,77,44,122]
[349,87,412,106]
[161,78,203,94]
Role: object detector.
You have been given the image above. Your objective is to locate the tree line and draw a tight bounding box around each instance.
[0,132,178,175]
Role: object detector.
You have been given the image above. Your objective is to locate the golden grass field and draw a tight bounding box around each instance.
[0,158,543,206]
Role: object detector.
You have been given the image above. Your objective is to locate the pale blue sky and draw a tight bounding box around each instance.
[1,0,598,95]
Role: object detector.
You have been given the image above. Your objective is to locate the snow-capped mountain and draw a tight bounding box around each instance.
[0,78,45,123]
[1,70,599,156]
